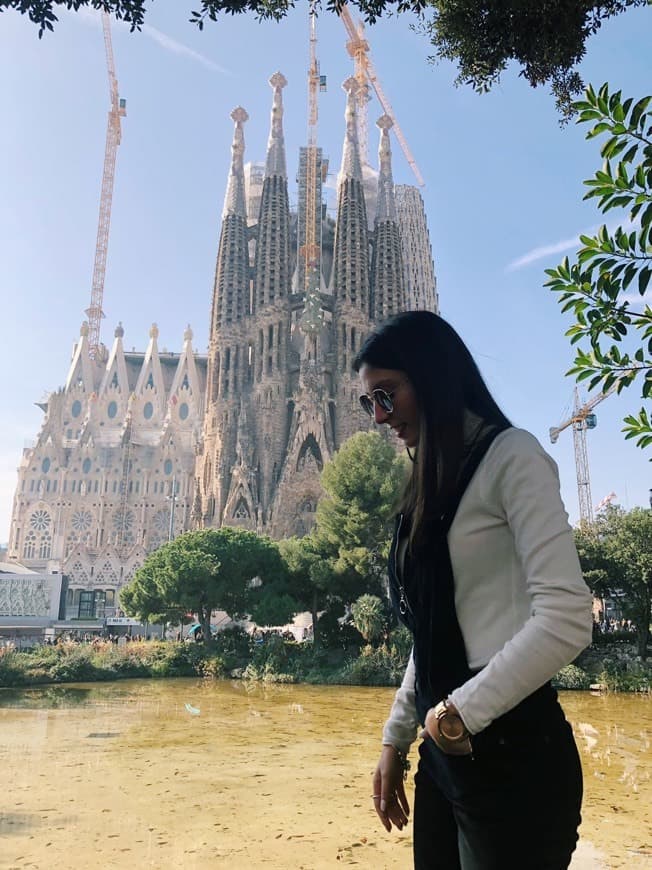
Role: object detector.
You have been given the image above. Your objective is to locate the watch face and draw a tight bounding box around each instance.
[440,715,465,741]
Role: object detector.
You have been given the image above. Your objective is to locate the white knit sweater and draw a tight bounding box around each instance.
[382,427,593,752]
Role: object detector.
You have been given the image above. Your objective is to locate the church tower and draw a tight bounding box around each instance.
[332,78,372,446]
[198,107,251,528]
[370,115,405,321]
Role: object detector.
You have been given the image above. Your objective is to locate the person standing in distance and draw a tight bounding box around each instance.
[354,311,592,870]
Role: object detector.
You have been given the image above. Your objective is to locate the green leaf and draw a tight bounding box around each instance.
[588,121,612,139]
[631,96,651,129]
[620,143,639,165]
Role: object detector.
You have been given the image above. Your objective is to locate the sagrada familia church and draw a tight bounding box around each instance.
[5,72,437,623]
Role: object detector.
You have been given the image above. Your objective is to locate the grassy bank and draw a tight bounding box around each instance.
[1,629,650,692]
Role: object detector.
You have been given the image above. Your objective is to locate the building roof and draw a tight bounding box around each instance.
[0,560,39,575]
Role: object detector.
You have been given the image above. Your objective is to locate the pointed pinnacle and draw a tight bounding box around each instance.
[269,72,287,90]
[343,76,359,96]
[231,107,249,124]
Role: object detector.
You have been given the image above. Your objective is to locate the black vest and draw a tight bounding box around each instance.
[387,425,509,725]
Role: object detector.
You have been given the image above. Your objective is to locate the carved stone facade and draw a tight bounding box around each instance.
[6,71,437,619]
[7,324,205,618]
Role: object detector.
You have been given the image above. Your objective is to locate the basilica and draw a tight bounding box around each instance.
[6,72,437,623]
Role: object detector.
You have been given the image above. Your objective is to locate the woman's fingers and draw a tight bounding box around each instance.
[371,793,391,831]
[383,791,409,830]
[371,750,411,832]
[396,781,410,818]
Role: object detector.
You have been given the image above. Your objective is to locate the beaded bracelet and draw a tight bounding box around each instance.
[395,747,411,781]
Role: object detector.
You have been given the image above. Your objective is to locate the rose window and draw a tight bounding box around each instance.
[148,510,169,551]
[113,510,136,546]
[30,510,51,532]
[71,510,93,533]
[153,510,169,534]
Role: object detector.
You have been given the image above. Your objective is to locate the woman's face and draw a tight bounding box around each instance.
[358,364,421,448]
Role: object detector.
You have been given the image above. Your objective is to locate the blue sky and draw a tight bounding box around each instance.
[1,2,650,542]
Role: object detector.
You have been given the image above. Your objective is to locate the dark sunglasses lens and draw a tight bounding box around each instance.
[359,395,374,416]
[375,390,393,413]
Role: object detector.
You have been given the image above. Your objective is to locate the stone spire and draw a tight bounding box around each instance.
[371,115,404,320]
[338,77,363,185]
[210,107,251,331]
[65,321,95,393]
[222,107,249,220]
[375,115,397,223]
[253,74,291,312]
[332,77,370,312]
[265,72,287,179]
[395,184,439,313]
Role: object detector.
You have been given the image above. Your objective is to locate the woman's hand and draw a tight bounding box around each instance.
[421,701,473,756]
[371,745,410,832]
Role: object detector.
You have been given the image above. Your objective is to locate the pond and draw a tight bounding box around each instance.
[0,680,650,869]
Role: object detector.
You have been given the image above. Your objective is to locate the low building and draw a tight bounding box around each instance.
[0,560,64,647]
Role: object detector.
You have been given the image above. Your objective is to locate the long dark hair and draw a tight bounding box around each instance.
[353,311,511,551]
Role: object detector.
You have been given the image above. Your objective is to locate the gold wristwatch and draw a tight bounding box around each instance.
[433,700,473,754]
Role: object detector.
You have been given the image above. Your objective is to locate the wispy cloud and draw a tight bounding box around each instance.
[506,218,640,273]
[506,233,583,273]
[76,9,230,75]
[141,24,231,75]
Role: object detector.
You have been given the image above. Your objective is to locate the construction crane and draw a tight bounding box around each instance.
[299,3,326,336]
[550,384,619,525]
[86,13,127,360]
[339,4,424,187]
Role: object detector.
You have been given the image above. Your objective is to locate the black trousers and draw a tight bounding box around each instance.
[413,688,583,870]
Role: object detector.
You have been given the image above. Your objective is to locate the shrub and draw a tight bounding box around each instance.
[211,626,252,670]
[0,648,25,687]
[136,641,203,677]
[197,654,227,679]
[552,664,592,690]
[337,643,406,686]
[387,625,412,664]
[45,646,105,683]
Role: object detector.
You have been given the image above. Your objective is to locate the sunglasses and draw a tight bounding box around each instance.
[359,385,400,418]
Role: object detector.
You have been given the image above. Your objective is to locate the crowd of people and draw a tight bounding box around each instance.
[594,616,636,635]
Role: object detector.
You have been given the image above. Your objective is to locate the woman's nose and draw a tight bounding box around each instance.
[374,402,391,425]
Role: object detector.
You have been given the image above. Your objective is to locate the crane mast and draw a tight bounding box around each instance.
[339,4,424,187]
[550,382,620,526]
[300,5,323,303]
[86,13,126,360]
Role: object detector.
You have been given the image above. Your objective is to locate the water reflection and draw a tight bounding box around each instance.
[0,681,649,869]
[0,685,95,708]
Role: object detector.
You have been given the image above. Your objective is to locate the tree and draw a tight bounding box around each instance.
[575,505,652,658]
[277,431,406,647]
[414,1,650,121]
[9,0,649,114]
[278,533,353,649]
[351,593,387,645]
[314,430,408,588]
[120,527,296,646]
[545,84,652,451]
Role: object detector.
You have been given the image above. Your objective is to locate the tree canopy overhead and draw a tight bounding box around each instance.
[8,0,650,115]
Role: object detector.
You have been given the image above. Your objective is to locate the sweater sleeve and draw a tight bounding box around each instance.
[382,650,419,754]
[449,431,593,735]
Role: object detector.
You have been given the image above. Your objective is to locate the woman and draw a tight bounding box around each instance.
[353,311,592,870]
